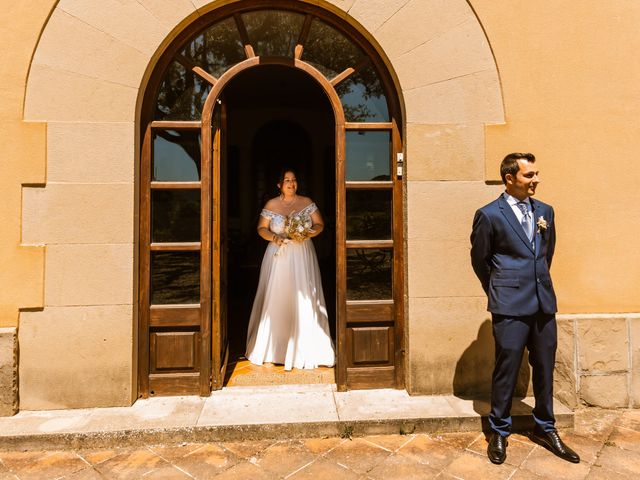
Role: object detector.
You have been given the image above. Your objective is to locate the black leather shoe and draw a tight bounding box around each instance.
[532,427,580,463]
[487,432,508,464]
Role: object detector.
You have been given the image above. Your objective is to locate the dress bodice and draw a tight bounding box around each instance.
[261,203,317,235]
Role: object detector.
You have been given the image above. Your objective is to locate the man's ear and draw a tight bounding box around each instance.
[504,173,514,185]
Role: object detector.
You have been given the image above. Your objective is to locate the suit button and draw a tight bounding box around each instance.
[536,278,541,283]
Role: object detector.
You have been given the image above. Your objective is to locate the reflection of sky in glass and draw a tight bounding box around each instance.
[341,82,388,122]
[153,131,201,182]
[346,131,391,181]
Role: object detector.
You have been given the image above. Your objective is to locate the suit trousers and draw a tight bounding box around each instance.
[489,311,557,436]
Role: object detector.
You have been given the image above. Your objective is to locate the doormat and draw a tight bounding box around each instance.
[226,359,335,386]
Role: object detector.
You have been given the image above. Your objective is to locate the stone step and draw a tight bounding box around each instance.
[0,385,573,450]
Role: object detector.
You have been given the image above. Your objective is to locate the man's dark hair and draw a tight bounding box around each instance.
[500,152,536,184]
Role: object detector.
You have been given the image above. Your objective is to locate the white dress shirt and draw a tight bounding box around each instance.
[503,192,531,223]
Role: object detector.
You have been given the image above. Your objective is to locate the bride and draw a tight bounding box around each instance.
[245,169,335,370]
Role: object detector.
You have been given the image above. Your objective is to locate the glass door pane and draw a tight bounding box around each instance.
[337,65,389,122]
[151,190,201,243]
[346,249,393,300]
[346,190,392,240]
[152,130,201,181]
[345,131,391,181]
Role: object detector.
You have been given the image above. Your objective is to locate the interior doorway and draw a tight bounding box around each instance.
[222,65,336,385]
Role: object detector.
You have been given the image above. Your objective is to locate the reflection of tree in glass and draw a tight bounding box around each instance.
[347,190,391,240]
[182,17,245,78]
[302,19,364,78]
[152,190,200,243]
[336,66,389,122]
[156,62,211,120]
[242,10,304,57]
[151,252,200,304]
[347,211,390,239]
[156,18,244,120]
[346,249,392,300]
[154,130,201,180]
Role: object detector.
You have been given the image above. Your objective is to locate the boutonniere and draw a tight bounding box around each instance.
[536,216,548,233]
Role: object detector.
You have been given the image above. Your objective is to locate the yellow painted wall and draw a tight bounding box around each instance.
[471,0,640,313]
[1,1,639,324]
[0,2,56,327]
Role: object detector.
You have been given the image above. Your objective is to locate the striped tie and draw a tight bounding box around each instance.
[516,202,534,243]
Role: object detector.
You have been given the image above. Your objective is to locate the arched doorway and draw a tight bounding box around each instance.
[138,2,404,397]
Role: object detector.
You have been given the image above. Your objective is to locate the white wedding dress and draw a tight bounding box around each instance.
[245,203,336,370]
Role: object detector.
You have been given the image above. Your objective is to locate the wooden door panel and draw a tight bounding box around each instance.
[346,366,395,389]
[149,306,200,327]
[150,331,200,371]
[148,373,200,396]
[346,302,393,323]
[349,326,393,365]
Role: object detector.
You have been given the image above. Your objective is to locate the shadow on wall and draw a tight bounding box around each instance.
[454,319,531,430]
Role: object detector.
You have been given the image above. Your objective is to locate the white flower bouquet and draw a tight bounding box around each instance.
[274,211,314,256]
[285,211,313,242]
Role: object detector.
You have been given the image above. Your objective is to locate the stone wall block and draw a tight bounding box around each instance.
[407,296,491,395]
[19,306,133,410]
[579,374,629,408]
[33,9,148,88]
[406,124,485,181]
[404,69,504,125]
[407,238,481,298]
[58,0,179,53]
[0,328,18,416]
[45,244,134,307]
[139,0,199,27]
[47,122,134,183]
[24,64,137,122]
[407,181,502,241]
[22,183,134,245]
[392,18,495,92]
[374,0,471,58]
[348,0,407,33]
[630,316,640,407]
[577,317,628,373]
[554,319,578,409]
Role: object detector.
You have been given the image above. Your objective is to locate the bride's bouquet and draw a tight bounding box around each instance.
[285,211,313,242]
[274,211,314,256]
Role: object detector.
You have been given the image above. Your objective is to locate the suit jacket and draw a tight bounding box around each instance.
[470,194,557,316]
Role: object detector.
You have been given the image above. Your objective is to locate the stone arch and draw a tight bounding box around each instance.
[19,0,504,408]
[25,1,502,123]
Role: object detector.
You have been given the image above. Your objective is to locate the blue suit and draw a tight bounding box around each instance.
[471,194,558,435]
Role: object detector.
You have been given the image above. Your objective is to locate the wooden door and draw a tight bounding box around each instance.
[139,122,211,397]
[139,3,406,396]
[212,100,229,389]
[336,122,404,390]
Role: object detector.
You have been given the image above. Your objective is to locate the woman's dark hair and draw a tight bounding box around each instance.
[500,152,535,184]
[277,167,297,186]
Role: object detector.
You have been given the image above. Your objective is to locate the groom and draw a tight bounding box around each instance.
[470,153,579,465]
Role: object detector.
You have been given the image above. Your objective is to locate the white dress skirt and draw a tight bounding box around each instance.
[245,203,336,370]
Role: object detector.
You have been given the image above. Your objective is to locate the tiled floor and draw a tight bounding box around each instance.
[224,358,334,386]
[1,408,639,479]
